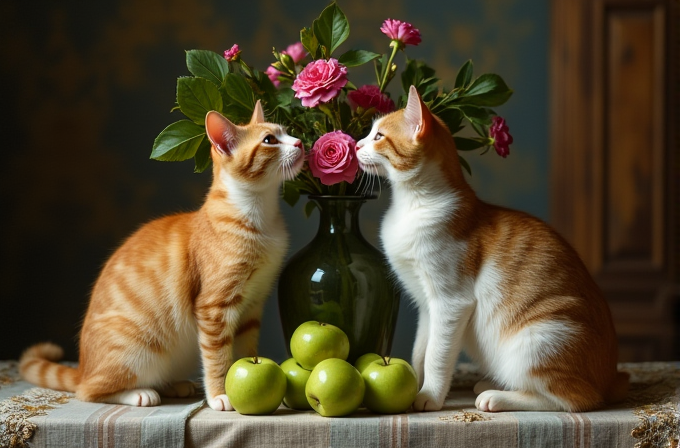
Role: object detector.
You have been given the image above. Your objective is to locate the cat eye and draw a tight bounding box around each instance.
[374,132,384,141]
[263,135,279,144]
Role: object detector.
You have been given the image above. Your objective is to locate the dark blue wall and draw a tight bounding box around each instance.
[0,0,549,364]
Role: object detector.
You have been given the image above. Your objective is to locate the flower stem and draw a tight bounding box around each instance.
[332,98,343,131]
[379,43,400,92]
[301,169,324,194]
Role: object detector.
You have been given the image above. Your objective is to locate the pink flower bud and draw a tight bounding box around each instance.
[282,42,307,64]
[380,19,422,47]
[265,66,282,88]
[489,116,513,158]
[223,44,240,62]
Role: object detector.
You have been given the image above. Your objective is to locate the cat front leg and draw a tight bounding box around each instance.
[232,302,265,360]
[411,306,430,389]
[413,296,475,411]
[195,294,240,411]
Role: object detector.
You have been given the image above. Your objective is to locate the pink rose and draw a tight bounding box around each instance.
[223,44,240,62]
[292,58,348,108]
[282,42,306,64]
[347,85,395,114]
[489,116,513,158]
[309,131,359,185]
[265,65,282,87]
[380,19,422,47]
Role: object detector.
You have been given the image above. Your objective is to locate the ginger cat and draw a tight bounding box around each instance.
[355,86,628,412]
[20,102,304,411]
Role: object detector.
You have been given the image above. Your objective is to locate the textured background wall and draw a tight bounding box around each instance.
[0,0,548,363]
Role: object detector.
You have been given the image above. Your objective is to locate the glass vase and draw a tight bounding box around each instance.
[278,195,400,365]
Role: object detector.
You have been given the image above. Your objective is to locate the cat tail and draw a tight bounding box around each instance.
[605,371,630,403]
[19,342,80,392]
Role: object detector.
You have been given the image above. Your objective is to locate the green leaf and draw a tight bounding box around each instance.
[454,137,486,151]
[313,2,350,57]
[300,27,319,59]
[275,88,295,108]
[459,155,472,176]
[177,77,224,124]
[193,138,212,173]
[339,100,352,130]
[434,107,463,133]
[459,74,513,107]
[470,121,487,138]
[282,180,302,207]
[151,120,207,161]
[457,105,492,125]
[248,68,279,111]
[338,49,381,67]
[186,50,229,86]
[454,60,473,89]
[401,59,439,94]
[421,83,440,102]
[222,73,255,123]
[303,200,318,218]
[280,53,296,72]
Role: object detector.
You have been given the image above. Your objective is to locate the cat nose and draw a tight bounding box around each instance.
[356,141,364,150]
[293,139,303,149]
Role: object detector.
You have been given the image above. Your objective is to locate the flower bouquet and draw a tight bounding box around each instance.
[150,2,513,216]
[150,2,514,361]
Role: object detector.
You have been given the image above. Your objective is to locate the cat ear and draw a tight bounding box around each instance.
[249,100,265,125]
[205,111,238,155]
[404,85,432,140]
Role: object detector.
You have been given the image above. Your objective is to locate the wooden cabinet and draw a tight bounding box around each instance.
[550,0,679,361]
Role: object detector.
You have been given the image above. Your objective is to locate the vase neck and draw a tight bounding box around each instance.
[312,197,365,235]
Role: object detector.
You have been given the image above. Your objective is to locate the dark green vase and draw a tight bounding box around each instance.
[278,195,400,365]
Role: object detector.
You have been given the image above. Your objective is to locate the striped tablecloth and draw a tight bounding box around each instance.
[1,361,678,448]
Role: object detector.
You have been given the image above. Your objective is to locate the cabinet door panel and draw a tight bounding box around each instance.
[550,0,679,361]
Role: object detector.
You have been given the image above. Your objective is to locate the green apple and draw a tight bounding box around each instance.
[280,357,313,410]
[290,321,350,370]
[225,356,286,415]
[354,353,382,373]
[361,356,418,414]
[305,358,365,417]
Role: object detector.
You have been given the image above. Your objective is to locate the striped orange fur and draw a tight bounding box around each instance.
[355,86,628,412]
[20,102,304,410]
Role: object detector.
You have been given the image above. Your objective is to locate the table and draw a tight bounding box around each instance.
[1,361,678,448]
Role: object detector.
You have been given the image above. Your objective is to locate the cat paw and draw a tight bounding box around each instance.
[160,381,198,398]
[475,390,507,412]
[109,388,161,407]
[208,394,234,411]
[412,391,444,412]
[475,390,563,412]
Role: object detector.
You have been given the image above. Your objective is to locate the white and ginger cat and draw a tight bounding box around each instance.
[20,101,304,411]
[355,86,629,412]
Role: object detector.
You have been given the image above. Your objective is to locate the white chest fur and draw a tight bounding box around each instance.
[381,174,467,307]
[240,226,288,306]
[208,172,290,314]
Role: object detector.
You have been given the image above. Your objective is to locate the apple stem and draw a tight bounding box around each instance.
[383,356,391,366]
[253,356,259,364]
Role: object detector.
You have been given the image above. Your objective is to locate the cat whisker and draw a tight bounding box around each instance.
[360,170,370,197]
[358,164,382,199]
[375,172,382,200]
[357,170,371,197]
